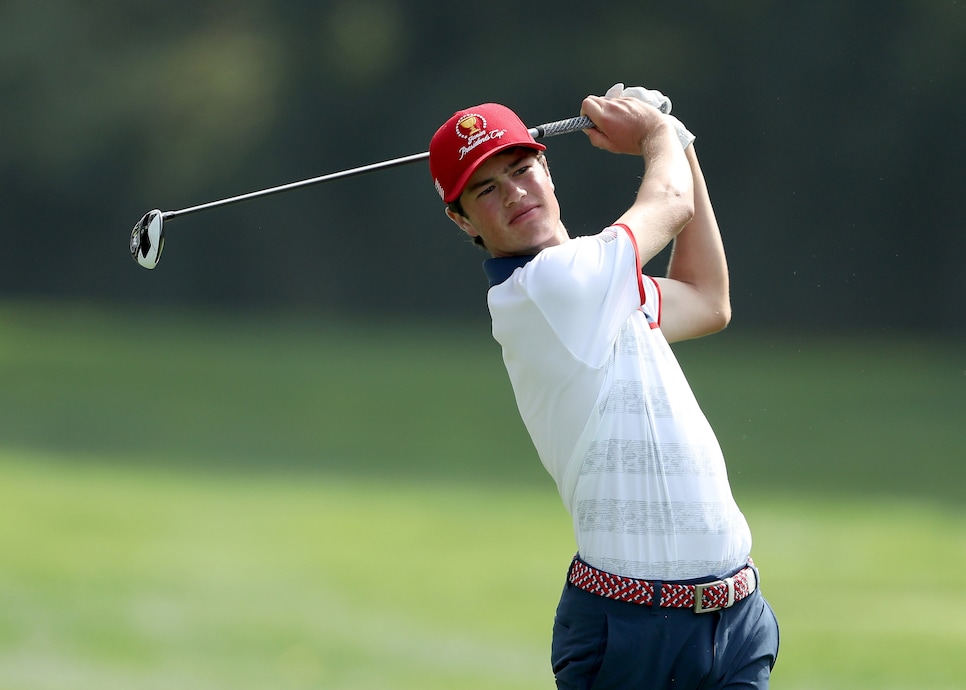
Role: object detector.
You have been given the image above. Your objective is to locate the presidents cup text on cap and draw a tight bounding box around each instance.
[429,103,546,204]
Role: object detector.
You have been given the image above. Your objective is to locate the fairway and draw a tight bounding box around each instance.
[0,454,570,690]
[1,301,964,688]
[3,457,966,689]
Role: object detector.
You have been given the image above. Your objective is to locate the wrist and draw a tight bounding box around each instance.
[668,114,696,149]
[641,116,679,155]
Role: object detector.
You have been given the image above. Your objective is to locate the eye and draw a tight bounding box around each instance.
[513,164,532,177]
[476,184,495,198]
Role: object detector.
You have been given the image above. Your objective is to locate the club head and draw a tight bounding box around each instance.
[130,210,164,269]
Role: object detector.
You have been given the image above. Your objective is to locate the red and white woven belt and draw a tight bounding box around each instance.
[568,557,758,614]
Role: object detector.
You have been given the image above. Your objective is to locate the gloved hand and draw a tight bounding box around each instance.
[605,82,671,114]
[604,82,695,149]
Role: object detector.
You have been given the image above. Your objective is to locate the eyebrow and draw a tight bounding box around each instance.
[466,153,532,193]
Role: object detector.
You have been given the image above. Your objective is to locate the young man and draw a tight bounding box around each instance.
[428,85,779,689]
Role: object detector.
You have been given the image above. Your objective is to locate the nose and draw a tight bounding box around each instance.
[504,182,526,206]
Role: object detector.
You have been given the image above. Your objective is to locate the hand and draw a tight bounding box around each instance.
[605,82,671,114]
[580,95,672,156]
[604,82,695,149]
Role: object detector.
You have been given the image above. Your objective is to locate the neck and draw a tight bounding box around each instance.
[488,223,570,258]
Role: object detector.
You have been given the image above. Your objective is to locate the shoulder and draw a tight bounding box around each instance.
[491,228,644,315]
[526,227,631,278]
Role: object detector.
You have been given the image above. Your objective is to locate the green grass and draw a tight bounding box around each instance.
[0,454,571,690]
[1,300,964,688]
[2,456,965,689]
[0,301,542,483]
[746,496,966,689]
[676,330,966,503]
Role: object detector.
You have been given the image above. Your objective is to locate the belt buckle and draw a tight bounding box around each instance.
[693,576,734,614]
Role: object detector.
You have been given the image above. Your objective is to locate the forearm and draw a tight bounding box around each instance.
[615,119,695,265]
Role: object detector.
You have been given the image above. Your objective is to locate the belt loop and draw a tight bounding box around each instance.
[725,576,736,608]
[650,581,663,613]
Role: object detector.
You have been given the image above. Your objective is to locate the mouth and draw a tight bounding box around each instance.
[509,205,540,225]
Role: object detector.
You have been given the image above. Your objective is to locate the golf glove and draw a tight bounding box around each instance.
[605,82,695,149]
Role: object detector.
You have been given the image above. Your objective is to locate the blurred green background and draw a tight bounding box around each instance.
[1,1,964,688]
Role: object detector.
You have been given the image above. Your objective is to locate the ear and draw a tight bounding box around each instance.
[539,155,554,191]
[445,206,480,241]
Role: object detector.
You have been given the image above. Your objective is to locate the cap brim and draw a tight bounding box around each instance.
[444,141,547,204]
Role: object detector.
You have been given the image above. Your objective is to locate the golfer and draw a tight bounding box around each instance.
[428,84,779,689]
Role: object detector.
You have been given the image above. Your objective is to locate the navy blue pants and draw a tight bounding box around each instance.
[551,567,779,689]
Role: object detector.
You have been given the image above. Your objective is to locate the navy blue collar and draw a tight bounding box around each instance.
[483,255,537,287]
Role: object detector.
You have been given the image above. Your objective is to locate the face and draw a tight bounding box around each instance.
[446,149,567,257]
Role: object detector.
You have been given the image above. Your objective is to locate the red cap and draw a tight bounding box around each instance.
[429,103,545,204]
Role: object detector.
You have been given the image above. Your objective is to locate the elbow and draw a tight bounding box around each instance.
[694,290,732,337]
[691,310,730,340]
[707,300,732,334]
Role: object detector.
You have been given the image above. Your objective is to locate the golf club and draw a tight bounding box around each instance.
[130,114,595,269]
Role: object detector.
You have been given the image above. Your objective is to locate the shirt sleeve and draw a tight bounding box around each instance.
[512,225,650,365]
[641,274,662,327]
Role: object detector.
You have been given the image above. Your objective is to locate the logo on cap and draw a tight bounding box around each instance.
[454,113,507,161]
[456,114,485,139]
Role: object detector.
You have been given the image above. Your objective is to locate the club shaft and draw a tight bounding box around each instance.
[162,115,594,221]
[163,152,429,220]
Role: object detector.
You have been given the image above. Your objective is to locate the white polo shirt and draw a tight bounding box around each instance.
[484,225,751,580]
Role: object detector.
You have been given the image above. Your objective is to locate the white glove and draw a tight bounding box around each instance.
[605,82,671,114]
[605,82,695,149]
